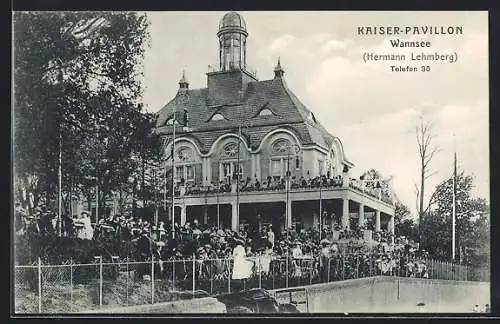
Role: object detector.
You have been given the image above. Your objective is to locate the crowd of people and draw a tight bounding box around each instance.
[181,174,392,204]
[54,210,428,283]
[16,201,432,287]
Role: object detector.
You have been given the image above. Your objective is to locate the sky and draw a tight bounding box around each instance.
[140,11,489,217]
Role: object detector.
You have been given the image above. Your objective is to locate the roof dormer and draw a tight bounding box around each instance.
[208,112,227,121]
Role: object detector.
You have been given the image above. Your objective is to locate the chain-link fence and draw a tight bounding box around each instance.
[13,255,485,313]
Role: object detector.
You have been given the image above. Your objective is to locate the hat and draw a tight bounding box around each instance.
[81,210,90,216]
[234,237,245,245]
[320,239,332,245]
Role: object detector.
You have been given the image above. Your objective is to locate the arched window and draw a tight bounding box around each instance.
[272,138,292,155]
[164,117,180,126]
[210,113,226,121]
[220,143,238,159]
[326,149,337,177]
[219,142,244,182]
[174,146,196,184]
[257,108,273,117]
[270,138,297,180]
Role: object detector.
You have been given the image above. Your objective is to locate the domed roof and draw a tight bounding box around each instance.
[218,11,248,36]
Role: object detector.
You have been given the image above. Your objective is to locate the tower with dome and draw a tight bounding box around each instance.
[155,11,395,235]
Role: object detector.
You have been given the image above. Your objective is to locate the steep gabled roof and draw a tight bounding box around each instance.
[155,75,350,163]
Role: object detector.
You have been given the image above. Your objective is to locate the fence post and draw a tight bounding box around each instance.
[70,258,73,313]
[327,258,331,283]
[126,257,129,306]
[272,260,275,290]
[192,254,196,295]
[210,259,213,295]
[355,255,359,279]
[151,255,155,304]
[258,253,262,289]
[342,257,345,281]
[228,259,231,293]
[38,257,42,313]
[99,256,103,308]
[309,259,313,286]
[172,259,176,292]
[286,255,289,288]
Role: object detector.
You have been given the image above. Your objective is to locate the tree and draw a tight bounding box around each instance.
[414,115,438,240]
[393,199,419,242]
[420,171,489,266]
[13,12,151,217]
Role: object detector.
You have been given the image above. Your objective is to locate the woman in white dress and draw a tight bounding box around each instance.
[259,245,273,276]
[231,238,253,280]
[79,211,94,240]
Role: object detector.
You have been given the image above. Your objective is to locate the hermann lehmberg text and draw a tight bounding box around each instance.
[358,25,462,72]
[363,52,457,64]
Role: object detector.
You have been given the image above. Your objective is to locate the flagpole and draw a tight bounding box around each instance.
[58,133,62,237]
[452,133,456,261]
[171,105,176,239]
[236,125,241,231]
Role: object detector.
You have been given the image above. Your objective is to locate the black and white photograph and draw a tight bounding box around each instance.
[12,10,490,315]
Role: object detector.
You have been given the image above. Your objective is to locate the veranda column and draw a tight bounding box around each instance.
[202,157,210,185]
[180,205,186,226]
[255,154,261,181]
[251,154,256,180]
[390,215,395,235]
[375,210,381,232]
[358,203,365,228]
[342,198,350,229]
[286,199,292,229]
[231,201,238,231]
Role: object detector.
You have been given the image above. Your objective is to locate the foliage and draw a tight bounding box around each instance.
[15,232,122,264]
[13,12,154,217]
[395,218,419,242]
[393,200,418,241]
[420,172,489,266]
[394,200,411,222]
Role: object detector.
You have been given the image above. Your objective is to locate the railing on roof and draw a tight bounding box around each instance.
[207,64,257,78]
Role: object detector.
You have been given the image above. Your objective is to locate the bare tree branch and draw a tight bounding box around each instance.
[415,114,438,228]
[424,170,438,180]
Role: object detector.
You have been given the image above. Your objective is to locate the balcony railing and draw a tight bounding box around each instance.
[173,177,393,205]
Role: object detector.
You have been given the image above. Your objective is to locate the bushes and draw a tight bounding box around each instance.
[15,234,124,265]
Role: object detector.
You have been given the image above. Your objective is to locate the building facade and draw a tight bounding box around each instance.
[155,12,395,235]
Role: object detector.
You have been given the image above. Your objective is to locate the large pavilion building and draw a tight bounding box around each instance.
[155,12,395,236]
